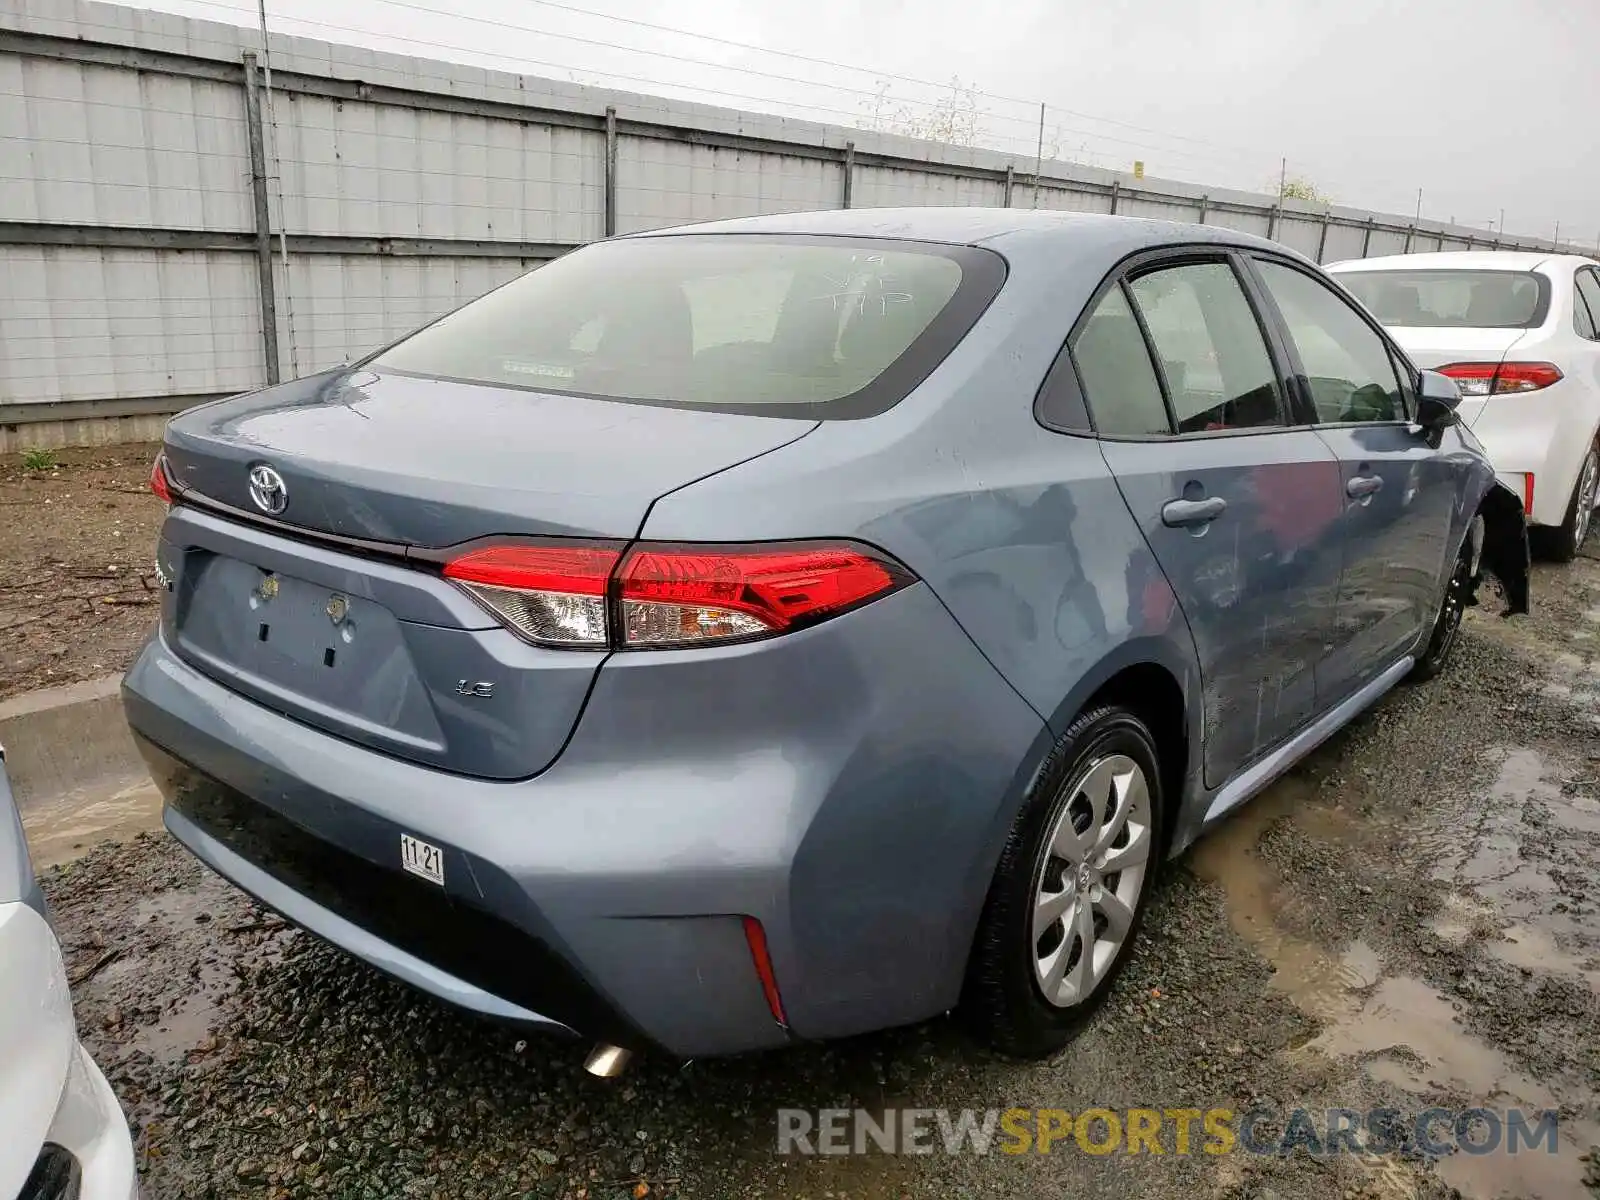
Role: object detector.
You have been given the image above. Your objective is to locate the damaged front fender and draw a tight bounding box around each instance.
[1472,481,1530,617]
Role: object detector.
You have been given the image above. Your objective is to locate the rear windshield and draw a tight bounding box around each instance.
[370,235,1005,419]
[1337,269,1549,330]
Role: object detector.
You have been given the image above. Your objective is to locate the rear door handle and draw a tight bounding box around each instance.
[1346,475,1384,498]
[1161,496,1228,527]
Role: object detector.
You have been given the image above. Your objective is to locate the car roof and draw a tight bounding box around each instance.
[626,205,1289,256]
[1327,250,1597,273]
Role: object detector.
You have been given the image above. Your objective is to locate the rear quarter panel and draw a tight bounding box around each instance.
[643,232,1202,706]
[640,234,1205,992]
[641,232,1202,736]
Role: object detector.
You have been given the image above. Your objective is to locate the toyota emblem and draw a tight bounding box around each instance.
[248,464,288,515]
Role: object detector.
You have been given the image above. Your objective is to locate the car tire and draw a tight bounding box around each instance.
[1408,537,1472,683]
[959,704,1164,1059]
[1530,447,1598,563]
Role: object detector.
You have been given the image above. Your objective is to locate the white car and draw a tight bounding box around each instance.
[1329,251,1600,560]
[0,747,138,1200]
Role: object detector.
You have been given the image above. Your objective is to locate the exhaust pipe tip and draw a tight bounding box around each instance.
[583,1043,632,1078]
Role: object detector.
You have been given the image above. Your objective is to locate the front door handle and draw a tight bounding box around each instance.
[1346,475,1384,498]
[1161,496,1228,527]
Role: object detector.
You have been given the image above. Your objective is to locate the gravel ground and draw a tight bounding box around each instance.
[37,556,1600,1200]
[0,443,165,700]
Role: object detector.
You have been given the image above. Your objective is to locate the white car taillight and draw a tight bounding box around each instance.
[1437,361,1563,396]
[442,541,914,650]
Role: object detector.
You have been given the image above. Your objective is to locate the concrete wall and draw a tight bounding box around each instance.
[0,0,1581,440]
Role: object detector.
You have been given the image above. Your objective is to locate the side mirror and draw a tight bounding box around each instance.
[1415,369,1461,434]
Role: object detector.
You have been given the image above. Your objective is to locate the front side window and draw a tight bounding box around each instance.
[1070,285,1172,437]
[371,235,999,419]
[1127,261,1283,433]
[1257,260,1405,424]
[1574,269,1600,341]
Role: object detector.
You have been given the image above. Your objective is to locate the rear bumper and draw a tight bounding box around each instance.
[1469,383,1599,528]
[122,582,1045,1058]
[154,772,582,1035]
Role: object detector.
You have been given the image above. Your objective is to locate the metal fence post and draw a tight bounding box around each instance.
[1404,223,1415,253]
[1003,164,1014,208]
[603,107,618,237]
[241,52,280,386]
[1361,217,1375,257]
[1267,201,1280,241]
[842,142,855,209]
[1108,180,1120,215]
[1315,210,1331,263]
[1196,194,1209,225]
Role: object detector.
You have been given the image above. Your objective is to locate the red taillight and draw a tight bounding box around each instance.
[1437,361,1563,396]
[443,544,619,594]
[1523,473,1536,516]
[149,454,173,506]
[616,542,913,647]
[441,539,912,650]
[742,916,788,1027]
[444,544,620,648]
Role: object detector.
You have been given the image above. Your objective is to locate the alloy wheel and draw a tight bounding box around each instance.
[1030,753,1153,1008]
[1576,451,1599,550]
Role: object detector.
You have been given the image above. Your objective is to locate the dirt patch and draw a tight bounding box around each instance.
[0,443,166,701]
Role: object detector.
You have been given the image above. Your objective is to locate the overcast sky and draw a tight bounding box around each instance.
[141,0,1599,244]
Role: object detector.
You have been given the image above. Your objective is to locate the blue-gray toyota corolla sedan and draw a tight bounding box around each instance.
[122,209,1529,1066]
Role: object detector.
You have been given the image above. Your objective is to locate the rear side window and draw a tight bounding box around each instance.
[1338,269,1549,329]
[370,235,1003,419]
[1574,269,1600,341]
[1071,285,1171,436]
[1127,262,1283,433]
[1258,260,1405,424]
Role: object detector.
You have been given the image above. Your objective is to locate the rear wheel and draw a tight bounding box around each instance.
[960,705,1164,1058]
[1409,537,1471,682]
[1531,447,1598,563]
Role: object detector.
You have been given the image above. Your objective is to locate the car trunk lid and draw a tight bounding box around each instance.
[164,369,818,544]
[157,370,817,779]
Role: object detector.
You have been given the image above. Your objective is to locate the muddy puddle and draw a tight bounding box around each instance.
[1192,744,1600,1200]
[19,773,164,869]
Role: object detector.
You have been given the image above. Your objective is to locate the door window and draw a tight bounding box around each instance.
[1126,262,1284,433]
[1257,260,1406,424]
[1070,285,1172,436]
[1575,269,1600,341]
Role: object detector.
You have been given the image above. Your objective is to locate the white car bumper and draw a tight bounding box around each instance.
[0,900,138,1200]
[1466,378,1596,529]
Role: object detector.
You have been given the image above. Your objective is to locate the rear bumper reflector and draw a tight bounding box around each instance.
[742,915,788,1027]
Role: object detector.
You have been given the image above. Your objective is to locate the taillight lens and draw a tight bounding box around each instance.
[443,544,620,648]
[1437,361,1563,396]
[617,542,912,647]
[442,540,913,650]
[150,453,173,505]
